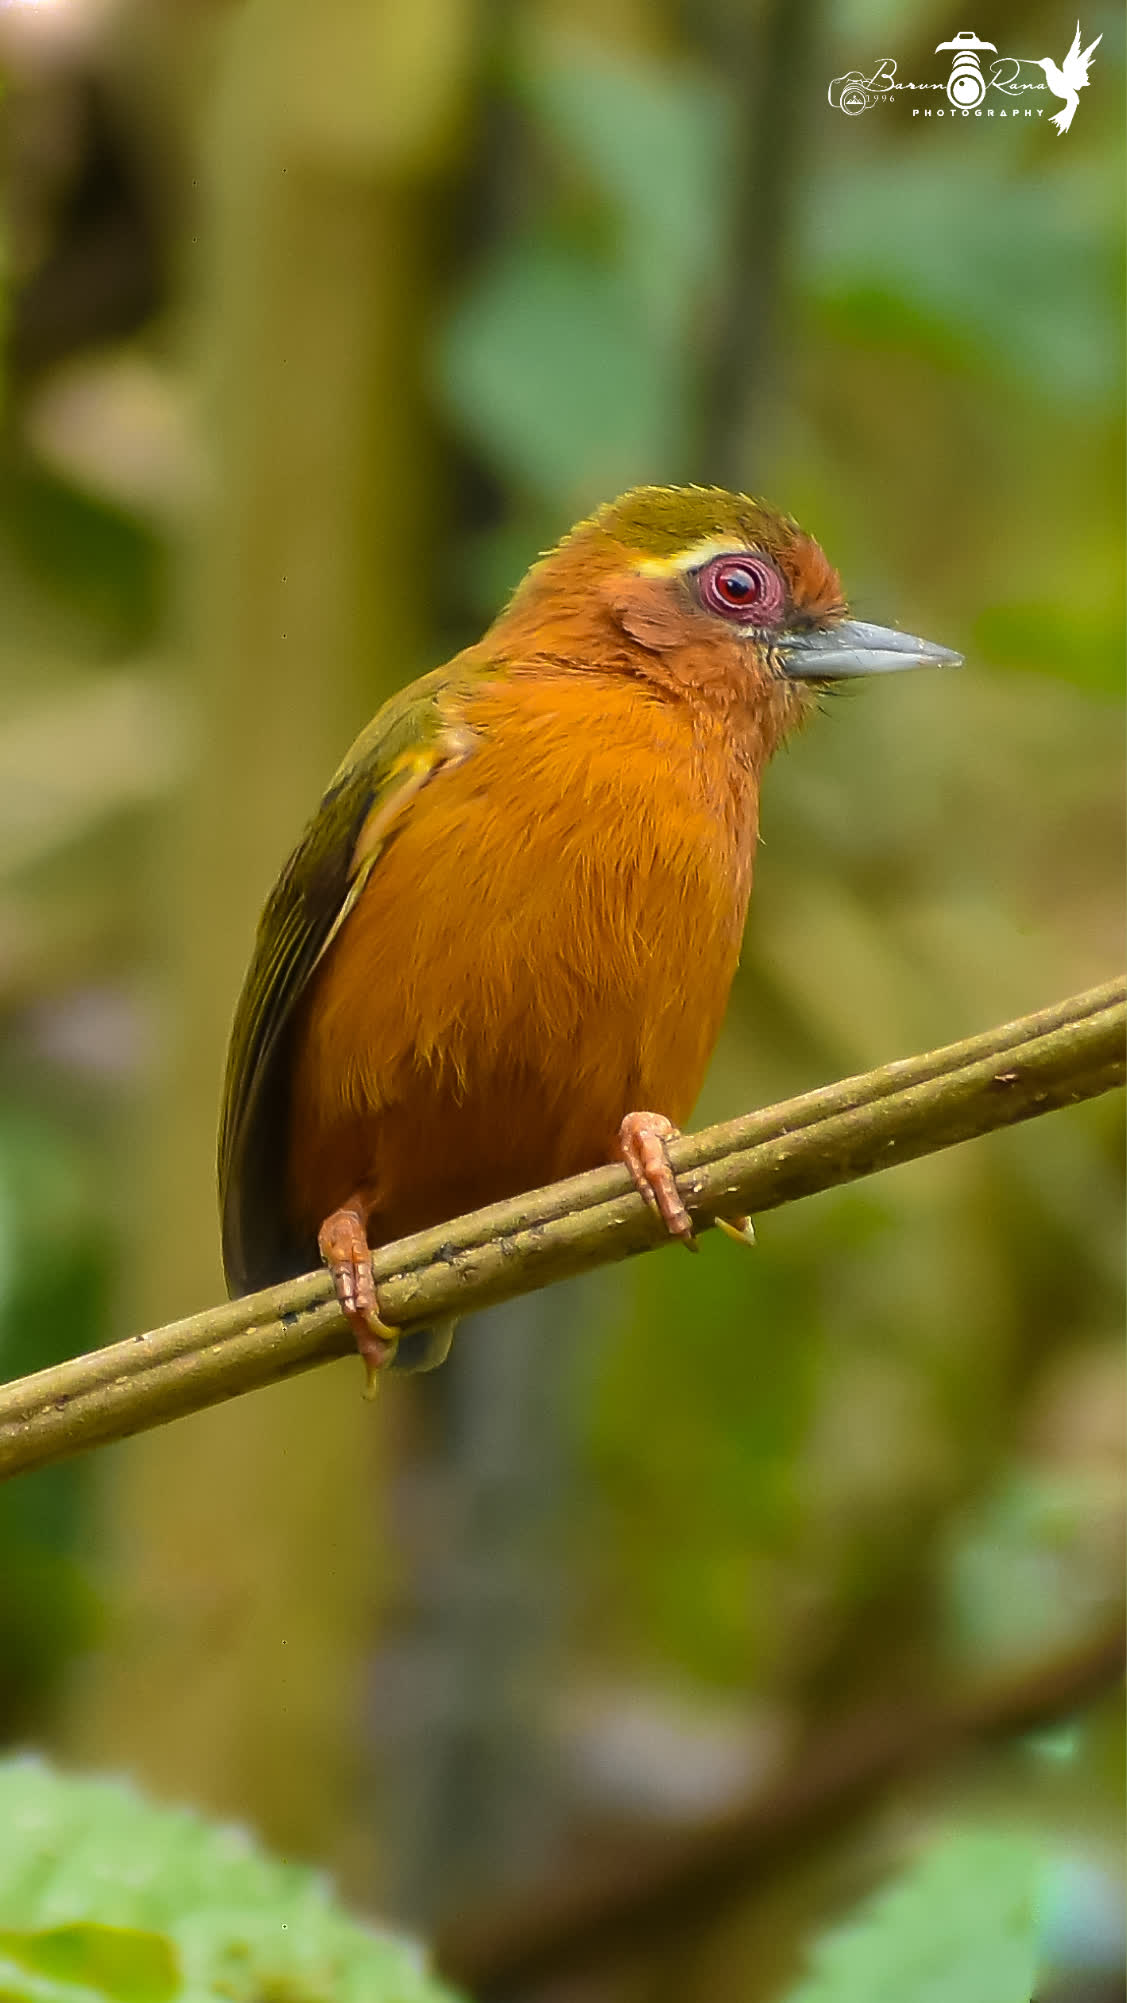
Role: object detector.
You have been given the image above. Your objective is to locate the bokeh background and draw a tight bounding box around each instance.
[0,0,1122,1997]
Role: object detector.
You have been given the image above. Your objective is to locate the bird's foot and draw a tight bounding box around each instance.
[615,1111,696,1249]
[318,1203,399,1397]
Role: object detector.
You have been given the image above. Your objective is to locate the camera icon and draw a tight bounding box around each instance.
[840,82,875,115]
[935,30,996,109]
[827,71,885,115]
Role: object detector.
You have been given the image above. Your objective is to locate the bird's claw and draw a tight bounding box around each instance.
[714,1213,756,1248]
[318,1203,399,1396]
[616,1111,696,1247]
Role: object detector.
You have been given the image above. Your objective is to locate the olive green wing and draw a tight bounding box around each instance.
[218,663,477,1297]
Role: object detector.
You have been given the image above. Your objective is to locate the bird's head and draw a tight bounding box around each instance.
[493,485,960,744]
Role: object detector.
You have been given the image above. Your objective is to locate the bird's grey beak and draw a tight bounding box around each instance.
[779,619,963,680]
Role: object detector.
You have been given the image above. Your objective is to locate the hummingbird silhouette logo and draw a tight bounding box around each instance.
[1035,21,1102,134]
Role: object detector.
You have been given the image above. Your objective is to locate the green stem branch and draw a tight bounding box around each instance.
[0,980,1121,1482]
[436,1619,1127,1996]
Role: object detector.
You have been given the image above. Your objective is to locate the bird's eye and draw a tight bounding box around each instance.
[696,554,785,625]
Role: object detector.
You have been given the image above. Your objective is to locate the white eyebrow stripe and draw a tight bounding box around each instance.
[635,538,755,577]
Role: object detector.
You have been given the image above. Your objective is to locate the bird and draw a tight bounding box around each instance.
[1036,22,1101,135]
[219,485,960,1388]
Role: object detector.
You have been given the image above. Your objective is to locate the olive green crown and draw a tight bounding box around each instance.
[560,484,801,561]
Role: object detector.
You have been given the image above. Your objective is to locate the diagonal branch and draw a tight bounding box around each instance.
[0,979,1121,1482]
[435,1619,1127,1996]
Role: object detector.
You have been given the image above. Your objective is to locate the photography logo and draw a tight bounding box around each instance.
[828,20,1101,132]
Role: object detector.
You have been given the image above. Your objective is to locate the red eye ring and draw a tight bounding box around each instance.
[696,554,786,625]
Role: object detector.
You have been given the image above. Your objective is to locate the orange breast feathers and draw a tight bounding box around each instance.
[287,666,761,1249]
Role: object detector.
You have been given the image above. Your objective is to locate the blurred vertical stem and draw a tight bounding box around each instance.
[61,0,473,1896]
[696,0,823,487]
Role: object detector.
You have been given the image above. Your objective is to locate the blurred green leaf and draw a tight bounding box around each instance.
[436,24,731,502]
[517,23,730,328]
[0,1761,460,2003]
[0,1924,177,2002]
[0,461,162,655]
[942,1469,1123,1666]
[1038,1848,1126,1980]
[437,237,683,500]
[802,159,1122,406]
[782,1828,1042,2003]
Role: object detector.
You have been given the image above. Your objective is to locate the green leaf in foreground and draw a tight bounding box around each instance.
[0,1760,460,2003]
[0,1922,177,2002]
[781,1828,1042,2003]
